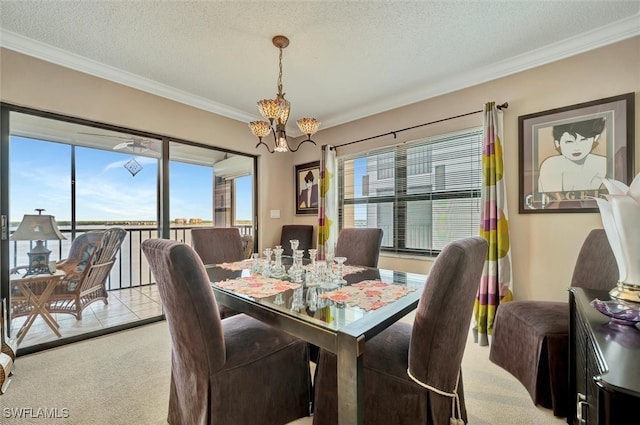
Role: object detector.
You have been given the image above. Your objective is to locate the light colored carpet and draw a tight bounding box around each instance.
[1,320,564,425]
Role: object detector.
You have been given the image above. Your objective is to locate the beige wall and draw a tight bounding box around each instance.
[2,36,639,303]
[293,36,640,302]
[0,48,297,251]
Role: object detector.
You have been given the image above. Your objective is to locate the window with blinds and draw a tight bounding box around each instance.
[339,128,483,255]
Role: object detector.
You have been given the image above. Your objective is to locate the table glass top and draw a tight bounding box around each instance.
[205,258,427,333]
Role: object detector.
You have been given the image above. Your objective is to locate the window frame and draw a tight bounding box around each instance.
[339,127,483,256]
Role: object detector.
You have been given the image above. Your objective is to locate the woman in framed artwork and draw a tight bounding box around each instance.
[298,170,318,209]
[537,117,607,193]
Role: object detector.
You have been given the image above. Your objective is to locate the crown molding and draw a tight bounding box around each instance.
[0,29,255,124]
[2,13,639,131]
[320,13,640,129]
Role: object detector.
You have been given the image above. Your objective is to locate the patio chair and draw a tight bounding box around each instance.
[56,230,105,274]
[141,238,312,425]
[44,227,127,320]
[8,230,104,278]
[241,234,254,259]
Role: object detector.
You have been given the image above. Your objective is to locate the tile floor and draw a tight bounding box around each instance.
[9,284,163,349]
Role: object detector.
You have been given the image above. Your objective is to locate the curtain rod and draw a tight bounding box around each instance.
[333,102,508,149]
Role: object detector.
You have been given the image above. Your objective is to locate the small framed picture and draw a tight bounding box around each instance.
[295,161,320,215]
[519,93,634,213]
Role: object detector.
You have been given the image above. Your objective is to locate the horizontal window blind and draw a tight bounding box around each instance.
[339,128,483,255]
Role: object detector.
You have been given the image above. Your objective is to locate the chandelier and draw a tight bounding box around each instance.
[249,35,320,153]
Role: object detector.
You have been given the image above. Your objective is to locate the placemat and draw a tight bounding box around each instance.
[214,275,301,298]
[218,259,254,271]
[319,280,417,311]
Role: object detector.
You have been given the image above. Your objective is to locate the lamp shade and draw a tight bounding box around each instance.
[10,214,66,241]
[594,173,640,302]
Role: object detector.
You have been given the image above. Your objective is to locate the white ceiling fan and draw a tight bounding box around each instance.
[78,132,160,154]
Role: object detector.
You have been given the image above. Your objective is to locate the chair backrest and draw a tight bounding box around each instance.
[280,225,314,257]
[141,238,226,380]
[191,227,245,265]
[408,237,488,392]
[334,228,383,267]
[77,227,126,293]
[57,230,105,274]
[241,234,254,259]
[571,228,619,290]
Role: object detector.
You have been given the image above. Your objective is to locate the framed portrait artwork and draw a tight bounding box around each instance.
[295,161,320,215]
[519,92,634,213]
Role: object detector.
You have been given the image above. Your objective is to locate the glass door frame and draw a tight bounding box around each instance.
[0,102,258,353]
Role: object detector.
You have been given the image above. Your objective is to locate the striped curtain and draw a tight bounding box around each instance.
[472,102,513,346]
[317,145,338,260]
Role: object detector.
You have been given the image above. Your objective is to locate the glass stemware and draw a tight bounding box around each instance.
[305,267,318,287]
[272,246,286,277]
[324,251,335,283]
[325,249,334,266]
[334,256,347,285]
[290,288,304,312]
[289,249,305,282]
[308,249,317,267]
[262,248,273,277]
[290,239,299,254]
[250,252,261,274]
[315,260,327,287]
[305,287,318,312]
[316,260,336,289]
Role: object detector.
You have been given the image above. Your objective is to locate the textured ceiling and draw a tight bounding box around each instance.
[1,1,639,135]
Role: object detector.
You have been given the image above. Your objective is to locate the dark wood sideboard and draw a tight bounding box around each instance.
[568,288,640,425]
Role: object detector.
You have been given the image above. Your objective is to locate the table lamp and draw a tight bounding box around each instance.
[10,209,66,276]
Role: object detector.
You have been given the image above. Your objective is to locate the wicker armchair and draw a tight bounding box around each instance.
[10,230,105,320]
[44,227,126,320]
[241,234,254,259]
[55,230,105,275]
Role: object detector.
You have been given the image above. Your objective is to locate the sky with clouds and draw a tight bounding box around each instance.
[10,136,252,225]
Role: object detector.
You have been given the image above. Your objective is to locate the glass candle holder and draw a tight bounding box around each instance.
[334,256,347,285]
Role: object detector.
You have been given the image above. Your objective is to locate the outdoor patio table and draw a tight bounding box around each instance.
[10,271,64,344]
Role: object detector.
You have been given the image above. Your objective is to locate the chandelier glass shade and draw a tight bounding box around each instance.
[250,35,319,153]
[257,98,285,122]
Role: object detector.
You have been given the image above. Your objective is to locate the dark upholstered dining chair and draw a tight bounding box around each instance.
[191,227,245,265]
[312,237,488,425]
[490,229,618,417]
[191,227,246,319]
[141,238,312,425]
[280,224,314,257]
[334,227,384,267]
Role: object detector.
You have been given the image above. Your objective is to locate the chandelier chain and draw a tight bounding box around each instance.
[277,47,284,96]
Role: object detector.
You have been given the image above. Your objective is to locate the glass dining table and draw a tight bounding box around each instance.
[205,257,427,425]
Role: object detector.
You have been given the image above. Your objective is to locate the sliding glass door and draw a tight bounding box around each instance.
[168,141,255,242]
[0,104,257,353]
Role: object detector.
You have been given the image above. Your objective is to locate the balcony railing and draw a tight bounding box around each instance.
[9,225,254,291]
